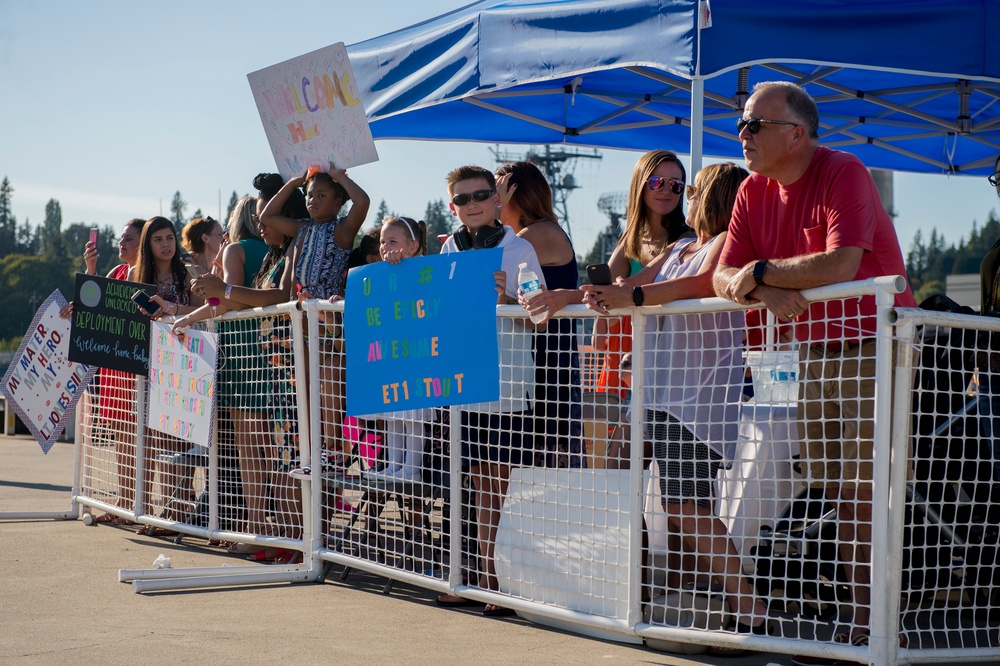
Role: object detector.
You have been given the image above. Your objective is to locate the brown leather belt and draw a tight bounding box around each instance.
[809,339,862,354]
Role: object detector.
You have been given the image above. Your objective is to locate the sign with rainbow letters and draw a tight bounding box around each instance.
[147,322,217,447]
[248,42,379,180]
[344,250,501,416]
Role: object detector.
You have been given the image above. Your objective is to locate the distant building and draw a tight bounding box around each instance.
[947,273,980,309]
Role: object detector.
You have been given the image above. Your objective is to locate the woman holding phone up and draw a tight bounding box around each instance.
[78,218,145,526]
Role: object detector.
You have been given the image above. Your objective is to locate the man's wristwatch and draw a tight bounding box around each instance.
[632,286,645,307]
[753,260,768,285]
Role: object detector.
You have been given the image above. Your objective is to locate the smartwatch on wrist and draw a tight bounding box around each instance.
[753,260,768,285]
[632,286,645,307]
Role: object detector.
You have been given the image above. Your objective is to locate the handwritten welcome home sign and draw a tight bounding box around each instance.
[1,291,96,452]
[147,322,217,448]
[69,274,154,376]
[248,42,379,180]
[344,250,502,416]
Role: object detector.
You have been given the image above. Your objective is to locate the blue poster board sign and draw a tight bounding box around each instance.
[344,249,502,416]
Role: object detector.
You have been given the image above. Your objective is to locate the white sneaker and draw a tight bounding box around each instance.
[288,449,343,479]
[388,466,421,482]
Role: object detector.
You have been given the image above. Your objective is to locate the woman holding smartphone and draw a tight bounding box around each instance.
[128,216,201,535]
[129,216,200,318]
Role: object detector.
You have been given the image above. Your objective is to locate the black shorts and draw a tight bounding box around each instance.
[646,410,722,508]
[461,410,528,467]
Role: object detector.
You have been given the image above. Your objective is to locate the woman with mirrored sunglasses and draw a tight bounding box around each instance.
[586,150,693,469]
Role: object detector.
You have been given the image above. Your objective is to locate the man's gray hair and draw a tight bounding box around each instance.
[753,81,820,139]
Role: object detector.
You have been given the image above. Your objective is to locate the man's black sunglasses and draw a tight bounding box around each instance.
[989,171,1000,187]
[737,117,799,135]
[451,189,495,206]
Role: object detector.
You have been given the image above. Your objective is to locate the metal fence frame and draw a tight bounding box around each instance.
[9,276,998,664]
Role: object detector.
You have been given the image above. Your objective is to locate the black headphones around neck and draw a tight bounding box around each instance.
[453,220,505,251]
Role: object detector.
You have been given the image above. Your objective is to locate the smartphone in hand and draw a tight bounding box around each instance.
[184,263,201,280]
[130,290,162,317]
[586,263,613,285]
[89,227,99,247]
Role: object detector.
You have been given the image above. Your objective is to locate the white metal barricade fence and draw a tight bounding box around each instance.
[13,276,1000,662]
[888,307,1000,666]
[72,302,317,591]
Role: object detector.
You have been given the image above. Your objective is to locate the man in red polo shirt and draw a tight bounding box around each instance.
[714,81,916,655]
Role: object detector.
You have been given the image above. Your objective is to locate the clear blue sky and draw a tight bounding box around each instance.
[1,1,998,262]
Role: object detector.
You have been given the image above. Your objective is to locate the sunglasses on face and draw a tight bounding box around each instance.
[646,176,685,194]
[450,189,495,207]
[737,117,799,135]
[989,171,1000,187]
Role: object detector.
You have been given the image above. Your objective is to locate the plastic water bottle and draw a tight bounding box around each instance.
[517,262,545,324]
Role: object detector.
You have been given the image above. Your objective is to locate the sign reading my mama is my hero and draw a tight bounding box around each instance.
[344,250,502,416]
[147,322,217,447]
[247,42,379,180]
[0,290,96,453]
[69,274,155,376]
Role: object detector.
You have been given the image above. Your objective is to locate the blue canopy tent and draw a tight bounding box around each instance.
[347,0,1000,177]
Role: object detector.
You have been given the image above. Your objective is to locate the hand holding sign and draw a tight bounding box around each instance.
[344,250,502,416]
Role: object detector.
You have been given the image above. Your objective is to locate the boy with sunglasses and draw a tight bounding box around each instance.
[435,165,544,617]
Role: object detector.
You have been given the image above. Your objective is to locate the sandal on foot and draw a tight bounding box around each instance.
[834,631,907,649]
[272,549,302,565]
[137,525,177,538]
[435,594,483,608]
[227,542,264,554]
[483,605,516,618]
[246,548,282,562]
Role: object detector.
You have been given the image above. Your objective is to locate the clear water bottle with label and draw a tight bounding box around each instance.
[517,262,546,324]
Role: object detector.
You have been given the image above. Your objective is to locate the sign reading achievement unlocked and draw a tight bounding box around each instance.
[248,42,379,180]
[1,290,96,452]
[344,250,502,416]
[69,273,155,376]
[147,322,218,448]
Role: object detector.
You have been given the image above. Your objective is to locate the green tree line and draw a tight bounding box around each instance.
[906,210,1000,303]
[0,177,464,344]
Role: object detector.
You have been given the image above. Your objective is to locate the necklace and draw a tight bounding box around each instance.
[155,273,174,290]
[643,236,666,259]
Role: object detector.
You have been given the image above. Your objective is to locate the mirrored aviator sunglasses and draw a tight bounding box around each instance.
[451,189,495,206]
[646,176,685,194]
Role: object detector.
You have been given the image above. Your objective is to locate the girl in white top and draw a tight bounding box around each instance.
[367,217,434,481]
[583,163,771,647]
